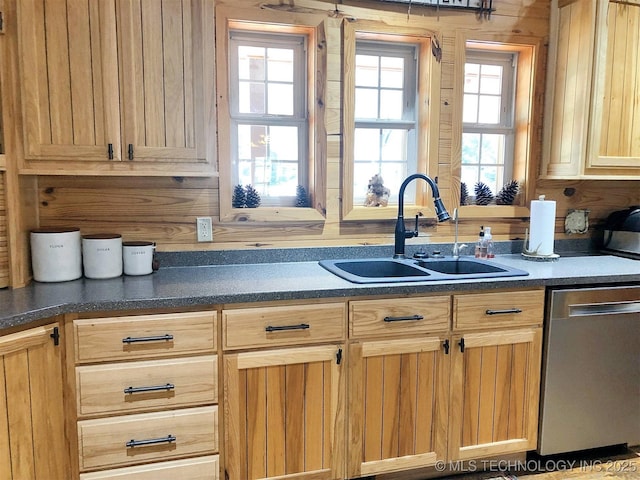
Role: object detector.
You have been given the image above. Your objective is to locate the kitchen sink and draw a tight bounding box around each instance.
[319,257,528,283]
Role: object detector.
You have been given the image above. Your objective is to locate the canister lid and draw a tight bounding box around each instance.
[122,241,155,247]
[31,227,80,234]
[82,233,122,239]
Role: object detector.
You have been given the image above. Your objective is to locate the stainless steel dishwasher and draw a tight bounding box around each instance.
[538,284,640,456]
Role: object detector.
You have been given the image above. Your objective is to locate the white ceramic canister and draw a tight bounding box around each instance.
[30,227,82,282]
[122,241,156,275]
[82,234,123,279]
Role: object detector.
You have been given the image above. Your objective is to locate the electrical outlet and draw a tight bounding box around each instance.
[196,217,213,242]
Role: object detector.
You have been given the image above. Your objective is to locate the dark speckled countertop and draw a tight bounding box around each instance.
[1,250,639,332]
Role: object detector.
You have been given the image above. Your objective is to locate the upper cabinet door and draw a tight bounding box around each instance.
[586,0,640,173]
[118,0,215,166]
[542,0,640,179]
[18,0,121,161]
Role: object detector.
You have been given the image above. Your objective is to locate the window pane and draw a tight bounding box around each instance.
[463,93,478,123]
[239,82,265,114]
[355,88,379,118]
[238,46,265,80]
[379,162,406,201]
[380,57,404,88]
[462,133,480,164]
[354,129,380,161]
[380,90,403,119]
[267,48,293,82]
[479,166,499,193]
[480,134,505,164]
[478,95,501,123]
[267,84,293,115]
[381,129,407,161]
[354,162,375,201]
[461,165,479,187]
[355,55,379,87]
[480,64,502,94]
[236,125,299,198]
[464,63,480,93]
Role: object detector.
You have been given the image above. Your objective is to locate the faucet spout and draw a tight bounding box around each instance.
[394,174,451,259]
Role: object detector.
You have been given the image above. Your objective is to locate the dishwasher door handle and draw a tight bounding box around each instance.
[569,300,640,317]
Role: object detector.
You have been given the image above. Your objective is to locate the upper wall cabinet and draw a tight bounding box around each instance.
[542,0,640,179]
[17,0,216,176]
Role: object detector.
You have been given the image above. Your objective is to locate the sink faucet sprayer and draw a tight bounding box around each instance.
[394,174,451,258]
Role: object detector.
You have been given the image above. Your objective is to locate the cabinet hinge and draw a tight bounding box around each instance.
[128,144,134,160]
[0,11,4,33]
[50,326,60,346]
[336,348,343,365]
[107,143,114,160]
[458,337,465,353]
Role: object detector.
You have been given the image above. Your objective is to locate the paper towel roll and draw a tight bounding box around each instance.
[529,195,556,255]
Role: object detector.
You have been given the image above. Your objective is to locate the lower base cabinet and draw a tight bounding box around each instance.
[0,323,69,480]
[79,456,219,480]
[448,328,543,461]
[224,345,346,480]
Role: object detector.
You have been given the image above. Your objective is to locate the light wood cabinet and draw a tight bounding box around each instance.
[0,322,70,480]
[448,328,542,460]
[223,302,347,479]
[542,0,640,179]
[0,170,8,288]
[17,0,216,176]
[348,337,449,477]
[69,309,219,479]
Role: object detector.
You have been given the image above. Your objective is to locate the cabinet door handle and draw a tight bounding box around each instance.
[122,334,174,344]
[265,323,310,332]
[128,144,134,160]
[107,143,114,160]
[126,434,176,448]
[485,308,522,315]
[443,339,450,354]
[124,383,175,394]
[458,338,465,353]
[383,314,424,322]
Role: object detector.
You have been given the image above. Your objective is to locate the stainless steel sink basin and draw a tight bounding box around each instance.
[319,257,528,283]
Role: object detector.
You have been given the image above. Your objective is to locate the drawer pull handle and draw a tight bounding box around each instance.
[122,334,174,344]
[265,323,310,332]
[126,434,176,448]
[124,383,175,394]
[383,315,424,322]
[485,308,522,315]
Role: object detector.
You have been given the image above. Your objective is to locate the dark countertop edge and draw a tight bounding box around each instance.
[3,270,639,333]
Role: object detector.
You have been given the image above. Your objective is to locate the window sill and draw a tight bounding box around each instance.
[459,205,529,218]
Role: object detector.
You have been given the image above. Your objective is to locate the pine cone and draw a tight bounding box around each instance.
[296,185,310,207]
[232,184,246,208]
[460,182,469,206]
[474,182,494,206]
[496,180,519,205]
[244,185,261,208]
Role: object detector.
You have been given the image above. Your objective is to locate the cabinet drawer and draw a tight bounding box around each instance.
[76,356,217,416]
[454,289,544,330]
[223,303,346,350]
[78,406,218,471]
[79,455,219,480]
[74,311,216,363]
[350,296,450,339]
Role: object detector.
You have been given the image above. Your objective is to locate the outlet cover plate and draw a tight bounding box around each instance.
[196,217,213,242]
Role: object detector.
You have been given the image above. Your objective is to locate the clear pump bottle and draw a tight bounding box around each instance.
[474,226,487,258]
[484,226,494,258]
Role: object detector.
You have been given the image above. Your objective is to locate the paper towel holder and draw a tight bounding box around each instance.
[521,228,560,261]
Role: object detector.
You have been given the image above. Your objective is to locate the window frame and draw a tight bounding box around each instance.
[342,21,440,221]
[455,35,542,218]
[228,30,308,206]
[461,49,517,197]
[216,9,325,222]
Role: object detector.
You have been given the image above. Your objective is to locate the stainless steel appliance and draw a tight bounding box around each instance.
[538,285,640,455]
[601,206,640,259]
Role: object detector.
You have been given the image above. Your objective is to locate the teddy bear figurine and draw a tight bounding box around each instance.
[364,174,391,207]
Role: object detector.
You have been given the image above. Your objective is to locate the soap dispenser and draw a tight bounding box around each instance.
[484,226,494,258]
[475,226,487,258]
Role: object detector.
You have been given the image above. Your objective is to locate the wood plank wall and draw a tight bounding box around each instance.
[22,0,640,257]
[0,171,8,287]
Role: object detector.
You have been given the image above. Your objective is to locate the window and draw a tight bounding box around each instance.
[228,30,308,206]
[462,50,516,195]
[353,42,418,204]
